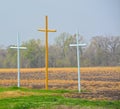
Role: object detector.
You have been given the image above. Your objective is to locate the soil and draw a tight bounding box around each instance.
[0,69,120,100]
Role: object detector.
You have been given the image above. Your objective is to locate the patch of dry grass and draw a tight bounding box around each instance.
[0,90,35,99]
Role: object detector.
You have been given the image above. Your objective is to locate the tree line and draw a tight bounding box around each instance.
[0,32,120,68]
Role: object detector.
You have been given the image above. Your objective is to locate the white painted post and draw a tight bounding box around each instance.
[70,33,86,92]
[10,34,27,87]
[17,35,20,87]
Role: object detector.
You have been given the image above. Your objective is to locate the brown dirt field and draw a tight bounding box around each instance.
[0,68,120,100]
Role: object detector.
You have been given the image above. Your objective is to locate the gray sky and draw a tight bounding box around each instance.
[0,0,120,47]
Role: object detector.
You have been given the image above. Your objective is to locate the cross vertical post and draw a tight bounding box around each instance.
[70,33,86,92]
[45,16,48,90]
[10,34,27,87]
[17,34,20,87]
[76,33,80,92]
[38,16,56,90]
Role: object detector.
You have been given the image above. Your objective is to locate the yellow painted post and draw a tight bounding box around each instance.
[38,16,56,90]
[45,16,48,90]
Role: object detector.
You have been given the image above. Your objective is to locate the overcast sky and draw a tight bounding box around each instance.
[0,0,120,47]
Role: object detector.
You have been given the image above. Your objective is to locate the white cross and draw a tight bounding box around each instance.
[70,33,86,92]
[10,34,27,87]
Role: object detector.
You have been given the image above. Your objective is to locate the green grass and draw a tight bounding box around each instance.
[0,87,119,109]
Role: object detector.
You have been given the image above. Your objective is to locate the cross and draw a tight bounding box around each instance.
[70,33,86,92]
[38,16,56,90]
[10,34,27,87]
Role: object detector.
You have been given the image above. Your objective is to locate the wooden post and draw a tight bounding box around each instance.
[38,16,56,90]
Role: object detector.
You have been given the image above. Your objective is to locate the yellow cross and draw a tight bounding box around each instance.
[38,16,56,90]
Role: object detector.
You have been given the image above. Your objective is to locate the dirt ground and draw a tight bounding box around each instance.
[0,68,120,100]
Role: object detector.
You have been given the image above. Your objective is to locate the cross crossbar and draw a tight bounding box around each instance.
[38,29,56,32]
[10,47,27,49]
[70,43,87,47]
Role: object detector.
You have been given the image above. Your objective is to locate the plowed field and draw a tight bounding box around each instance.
[0,67,120,100]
